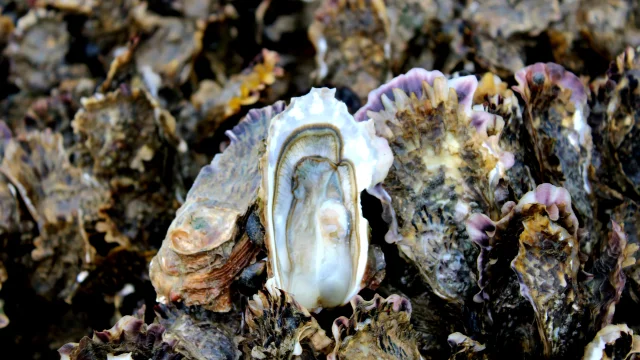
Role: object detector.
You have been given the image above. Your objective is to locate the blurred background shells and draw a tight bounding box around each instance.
[0,0,638,359]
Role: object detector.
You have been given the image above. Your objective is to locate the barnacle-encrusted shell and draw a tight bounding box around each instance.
[150,102,285,311]
[356,68,514,303]
[243,279,333,358]
[261,88,392,311]
[329,293,422,359]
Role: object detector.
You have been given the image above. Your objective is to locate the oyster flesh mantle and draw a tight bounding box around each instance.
[261,88,393,311]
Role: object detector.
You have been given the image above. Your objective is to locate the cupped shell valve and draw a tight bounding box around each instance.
[261,88,393,311]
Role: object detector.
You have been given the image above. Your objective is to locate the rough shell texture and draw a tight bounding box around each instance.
[465,184,580,358]
[243,279,333,359]
[309,0,391,102]
[5,8,89,93]
[155,303,241,360]
[357,68,514,304]
[72,87,184,247]
[581,324,640,360]
[513,62,596,254]
[329,293,422,360]
[58,314,182,360]
[261,87,392,310]
[0,129,108,300]
[447,332,487,360]
[132,4,206,87]
[150,102,285,311]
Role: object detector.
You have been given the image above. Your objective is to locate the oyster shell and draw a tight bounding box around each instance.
[467,184,584,358]
[5,9,89,93]
[243,279,333,358]
[356,68,514,303]
[513,62,596,253]
[261,87,393,310]
[58,314,181,360]
[581,324,640,360]
[0,128,109,299]
[150,102,285,311]
[329,293,422,359]
[447,332,487,360]
[308,0,391,102]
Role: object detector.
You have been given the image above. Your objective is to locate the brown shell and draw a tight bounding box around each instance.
[243,280,333,359]
[329,293,421,360]
[149,102,285,311]
[0,129,109,299]
[308,0,391,102]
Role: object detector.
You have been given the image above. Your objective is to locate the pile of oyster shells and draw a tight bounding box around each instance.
[0,1,639,359]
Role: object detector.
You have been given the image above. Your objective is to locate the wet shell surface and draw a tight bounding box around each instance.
[261,87,393,311]
[149,102,286,312]
[356,68,514,303]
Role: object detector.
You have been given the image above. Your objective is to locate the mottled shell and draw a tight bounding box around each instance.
[308,0,391,102]
[150,102,285,312]
[261,88,393,311]
[356,68,514,304]
[513,62,595,253]
[243,279,333,358]
[467,184,583,358]
[329,293,422,360]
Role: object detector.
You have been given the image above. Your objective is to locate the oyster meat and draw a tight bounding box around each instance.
[261,87,393,310]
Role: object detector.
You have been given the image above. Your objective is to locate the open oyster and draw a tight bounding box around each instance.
[261,88,393,311]
[356,68,514,303]
[150,102,285,311]
[329,293,422,359]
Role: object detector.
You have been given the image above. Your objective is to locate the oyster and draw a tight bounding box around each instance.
[72,87,184,247]
[5,9,89,93]
[150,102,285,311]
[581,324,640,360]
[58,313,182,360]
[329,293,422,359]
[132,3,206,87]
[308,0,391,102]
[243,279,333,358]
[513,62,596,253]
[356,68,514,303]
[0,129,108,299]
[261,87,393,310]
[467,184,584,358]
[447,332,487,360]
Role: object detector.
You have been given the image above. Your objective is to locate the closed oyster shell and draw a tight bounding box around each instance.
[0,129,109,299]
[132,3,206,87]
[5,9,89,93]
[329,293,422,360]
[308,0,391,102]
[58,314,181,360]
[150,102,285,311]
[261,87,392,311]
[356,68,514,304]
[243,279,333,359]
[467,184,583,358]
[513,62,596,254]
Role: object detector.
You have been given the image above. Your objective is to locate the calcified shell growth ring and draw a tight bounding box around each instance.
[263,88,392,311]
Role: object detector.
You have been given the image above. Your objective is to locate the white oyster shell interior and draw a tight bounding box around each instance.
[263,88,392,310]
